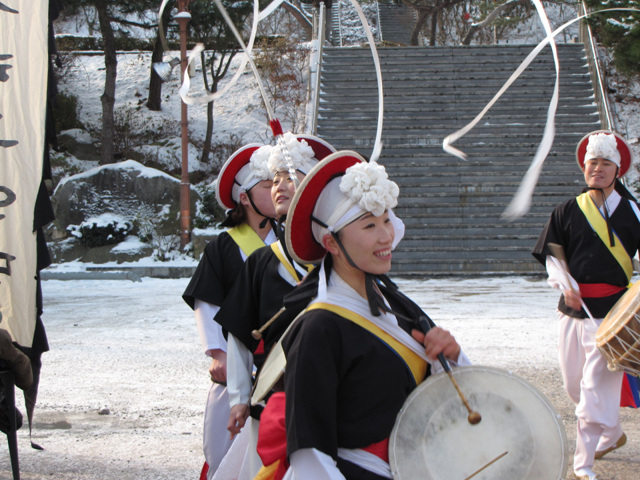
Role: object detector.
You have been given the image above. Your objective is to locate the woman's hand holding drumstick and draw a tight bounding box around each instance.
[412,316,481,425]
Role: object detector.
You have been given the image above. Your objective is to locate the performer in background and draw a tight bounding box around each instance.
[182,143,277,479]
[533,131,640,480]
[212,132,335,479]
[256,152,469,479]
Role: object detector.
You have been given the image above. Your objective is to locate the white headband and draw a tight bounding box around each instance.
[231,145,274,203]
[585,133,621,167]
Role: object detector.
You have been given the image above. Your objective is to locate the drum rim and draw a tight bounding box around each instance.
[597,282,640,344]
[389,365,569,480]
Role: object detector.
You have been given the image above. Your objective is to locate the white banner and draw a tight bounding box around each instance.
[0,1,48,347]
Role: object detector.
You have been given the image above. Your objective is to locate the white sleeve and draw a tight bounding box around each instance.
[545,255,579,292]
[226,334,254,407]
[194,299,226,354]
[287,448,345,480]
[431,349,472,374]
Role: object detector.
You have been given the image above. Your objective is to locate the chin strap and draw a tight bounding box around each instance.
[587,184,616,247]
[245,188,275,230]
[586,166,619,247]
[328,228,403,319]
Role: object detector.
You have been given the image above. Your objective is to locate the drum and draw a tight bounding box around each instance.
[596,281,640,375]
[389,366,568,480]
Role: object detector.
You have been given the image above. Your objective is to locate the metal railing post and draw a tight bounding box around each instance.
[579,1,613,131]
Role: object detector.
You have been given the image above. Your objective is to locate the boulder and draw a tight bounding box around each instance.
[51,159,201,241]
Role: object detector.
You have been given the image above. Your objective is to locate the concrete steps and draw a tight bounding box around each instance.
[315,42,599,276]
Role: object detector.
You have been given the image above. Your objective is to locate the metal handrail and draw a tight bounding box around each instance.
[376,0,383,43]
[337,0,343,47]
[579,0,614,131]
[306,3,325,134]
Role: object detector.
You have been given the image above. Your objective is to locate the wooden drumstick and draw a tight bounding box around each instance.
[418,316,482,425]
[548,243,595,319]
[464,451,508,480]
[252,307,286,340]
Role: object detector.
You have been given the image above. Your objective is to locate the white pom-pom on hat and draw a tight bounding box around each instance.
[576,130,632,177]
[267,132,336,175]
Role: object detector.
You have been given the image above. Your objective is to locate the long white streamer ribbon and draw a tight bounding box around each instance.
[502,0,559,220]
[173,0,385,162]
[443,7,639,220]
[172,0,264,106]
[347,0,384,163]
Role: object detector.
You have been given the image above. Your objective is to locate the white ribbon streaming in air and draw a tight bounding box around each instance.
[442,7,639,220]
[167,0,385,163]
[347,0,384,163]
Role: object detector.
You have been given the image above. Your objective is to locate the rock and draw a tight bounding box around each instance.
[51,159,201,240]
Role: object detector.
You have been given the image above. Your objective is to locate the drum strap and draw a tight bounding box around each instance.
[576,193,633,282]
[270,242,314,283]
[227,223,266,257]
[306,303,428,385]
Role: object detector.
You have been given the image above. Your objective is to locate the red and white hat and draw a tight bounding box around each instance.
[286,151,402,265]
[215,143,272,210]
[576,130,632,177]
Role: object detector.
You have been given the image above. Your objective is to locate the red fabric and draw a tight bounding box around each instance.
[362,438,390,463]
[257,391,391,476]
[257,392,289,480]
[255,338,265,355]
[578,283,626,298]
[621,373,640,408]
[199,462,208,480]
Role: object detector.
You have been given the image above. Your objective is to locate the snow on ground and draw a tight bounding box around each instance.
[0,274,636,479]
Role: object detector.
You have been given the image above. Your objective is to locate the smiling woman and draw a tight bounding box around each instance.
[246,152,469,480]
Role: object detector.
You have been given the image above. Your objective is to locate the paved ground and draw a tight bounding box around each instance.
[0,276,637,479]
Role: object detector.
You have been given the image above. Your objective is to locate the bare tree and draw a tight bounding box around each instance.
[147,2,174,111]
[60,1,160,164]
[461,0,528,45]
[188,0,255,164]
[402,0,466,46]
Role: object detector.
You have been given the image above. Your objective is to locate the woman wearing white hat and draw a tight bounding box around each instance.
[212,132,335,479]
[255,152,469,479]
[533,130,640,480]
[183,143,277,479]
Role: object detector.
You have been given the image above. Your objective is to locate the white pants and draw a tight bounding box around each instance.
[204,383,234,478]
[557,312,624,473]
[212,417,263,480]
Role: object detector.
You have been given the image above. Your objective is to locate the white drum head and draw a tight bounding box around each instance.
[389,366,568,480]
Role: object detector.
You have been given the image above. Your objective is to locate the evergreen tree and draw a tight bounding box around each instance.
[585,0,640,77]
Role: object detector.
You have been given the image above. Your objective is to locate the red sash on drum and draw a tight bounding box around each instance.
[362,438,390,462]
[621,373,640,408]
[199,462,208,480]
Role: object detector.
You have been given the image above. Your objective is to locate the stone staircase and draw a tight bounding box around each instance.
[377,0,416,45]
[315,44,601,276]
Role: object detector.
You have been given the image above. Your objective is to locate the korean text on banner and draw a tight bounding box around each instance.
[0,1,48,347]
